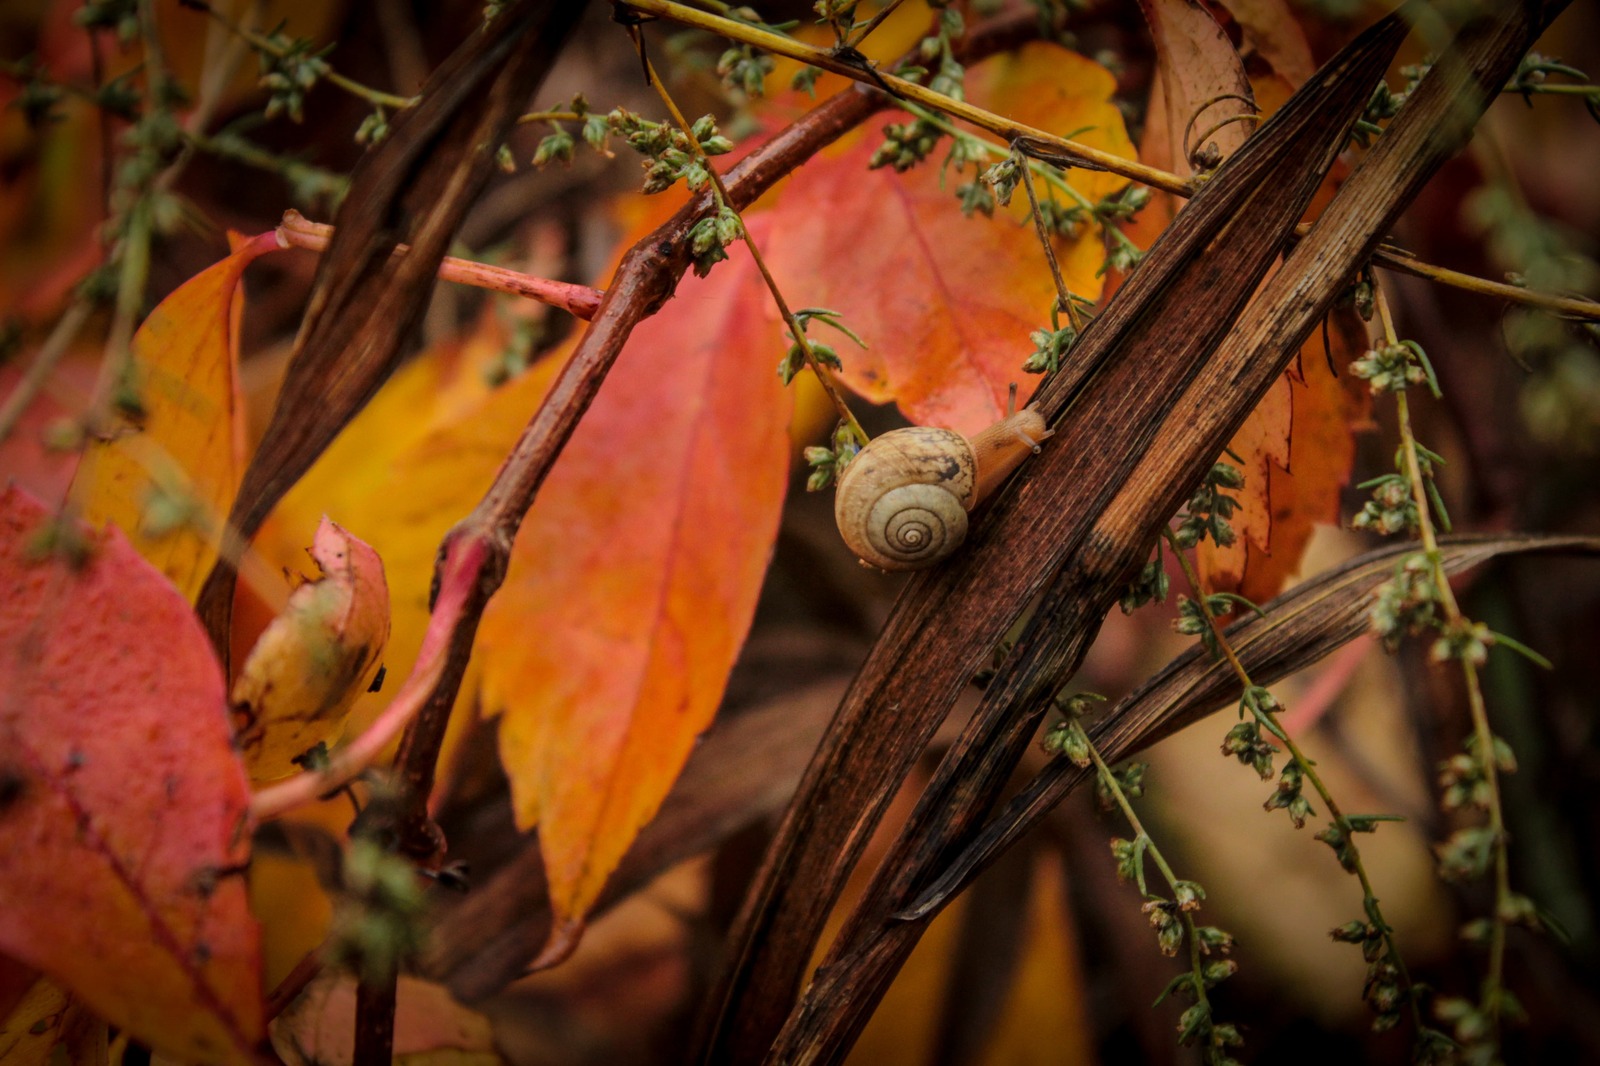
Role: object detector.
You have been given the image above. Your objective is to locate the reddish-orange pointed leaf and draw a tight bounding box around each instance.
[231,517,391,781]
[71,230,280,602]
[475,214,791,926]
[1198,322,1371,603]
[764,43,1134,435]
[0,487,262,1064]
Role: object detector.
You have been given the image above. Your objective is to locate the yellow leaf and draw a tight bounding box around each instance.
[71,231,280,601]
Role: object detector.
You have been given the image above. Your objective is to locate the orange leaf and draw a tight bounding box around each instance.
[763,42,1134,435]
[231,517,391,781]
[0,487,262,1064]
[1198,323,1371,603]
[477,214,791,926]
[71,230,281,601]
[1135,0,1255,230]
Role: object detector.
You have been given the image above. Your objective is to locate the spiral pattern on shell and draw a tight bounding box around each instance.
[862,483,968,568]
[833,426,978,571]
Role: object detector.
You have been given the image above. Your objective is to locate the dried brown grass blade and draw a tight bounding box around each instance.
[901,533,1600,920]
[696,10,1418,1063]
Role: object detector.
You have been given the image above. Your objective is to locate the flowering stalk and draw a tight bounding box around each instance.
[1362,285,1537,1057]
[1161,526,1436,1048]
[1042,695,1241,1064]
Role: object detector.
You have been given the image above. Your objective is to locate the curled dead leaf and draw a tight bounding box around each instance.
[271,974,496,1066]
[231,517,391,781]
[0,977,107,1066]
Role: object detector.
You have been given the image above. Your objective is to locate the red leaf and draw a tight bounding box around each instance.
[0,487,262,1064]
[763,43,1135,435]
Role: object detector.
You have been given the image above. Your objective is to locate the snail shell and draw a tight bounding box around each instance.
[834,408,1051,571]
[835,426,976,570]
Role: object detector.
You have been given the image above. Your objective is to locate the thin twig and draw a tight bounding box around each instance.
[191,0,418,111]
[841,0,908,52]
[265,947,323,1021]
[276,211,604,320]
[1075,720,1225,1052]
[1372,244,1600,320]
[625,0,1184,190]
[1015,143,1083,332]
[1376,282,1512,1046]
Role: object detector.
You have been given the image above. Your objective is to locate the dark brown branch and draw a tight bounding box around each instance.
[352,969,397,1066]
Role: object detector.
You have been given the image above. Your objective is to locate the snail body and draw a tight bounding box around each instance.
[834,407,1051,571]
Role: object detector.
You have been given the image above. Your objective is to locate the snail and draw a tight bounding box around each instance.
[834,403,1053,571]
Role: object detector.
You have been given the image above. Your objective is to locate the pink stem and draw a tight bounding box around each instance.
[275,210,604,321]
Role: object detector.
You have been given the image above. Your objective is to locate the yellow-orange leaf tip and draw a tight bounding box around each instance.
[231,517,391,781]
